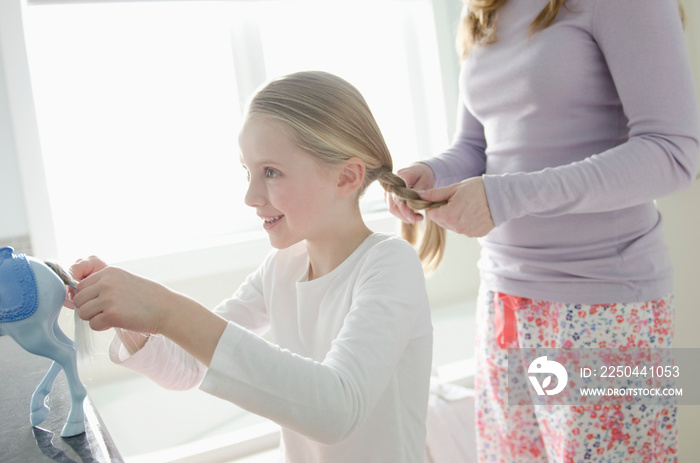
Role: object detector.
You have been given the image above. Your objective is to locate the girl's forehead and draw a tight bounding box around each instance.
[239,119,292,160]
[239,117,283,144]
[239,118,319,169]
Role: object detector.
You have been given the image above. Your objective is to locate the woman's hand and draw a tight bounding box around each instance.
[420,176,495,238]
[385,162,436,223]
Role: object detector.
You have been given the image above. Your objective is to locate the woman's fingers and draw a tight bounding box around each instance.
[416,183,458,204]
[397,199,424,223]
[397,163,435,191]
[385,191,424,223]
[423,177,495,237]
[385,163,438,224]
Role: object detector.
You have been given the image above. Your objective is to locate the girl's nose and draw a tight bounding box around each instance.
[244,178,267,208]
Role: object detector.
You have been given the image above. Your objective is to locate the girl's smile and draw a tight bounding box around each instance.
[261,215,284,229]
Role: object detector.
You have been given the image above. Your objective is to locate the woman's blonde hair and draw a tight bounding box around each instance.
[245,71,446,271]
[457,0,564,58]
[457,0,686,58]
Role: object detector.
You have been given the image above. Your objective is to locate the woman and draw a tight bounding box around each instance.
[388,0,699,461]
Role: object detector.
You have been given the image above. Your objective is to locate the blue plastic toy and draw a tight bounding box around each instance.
[0,246,87,437]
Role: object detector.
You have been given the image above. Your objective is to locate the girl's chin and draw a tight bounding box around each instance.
[267,235,304,250]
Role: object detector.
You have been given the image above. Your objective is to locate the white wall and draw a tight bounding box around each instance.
[0,40,29,240]
[661,0,700,457]
[669,0,700,348]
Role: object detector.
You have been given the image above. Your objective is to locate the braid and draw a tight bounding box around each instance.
[377,167,447,272]
[377,167,446,210]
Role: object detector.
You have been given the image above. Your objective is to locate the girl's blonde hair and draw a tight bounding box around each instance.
[457,0,686,59]
[245,71,446,271]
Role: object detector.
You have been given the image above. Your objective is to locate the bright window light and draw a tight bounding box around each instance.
[23,0,448,263]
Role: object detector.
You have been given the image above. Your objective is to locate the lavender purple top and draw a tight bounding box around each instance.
[424,0,700,304]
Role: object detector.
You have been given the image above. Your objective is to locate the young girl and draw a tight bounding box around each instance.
[70,71,440,462]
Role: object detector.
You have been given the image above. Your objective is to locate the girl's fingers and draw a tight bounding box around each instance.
[63,294,75,310]
[75,293,104,323]
[72,271,104,306]
[86,312,113,332]
[72,274,112,326]
[70,255,107,282]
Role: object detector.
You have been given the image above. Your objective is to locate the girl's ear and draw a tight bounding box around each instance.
[336,158,366,197]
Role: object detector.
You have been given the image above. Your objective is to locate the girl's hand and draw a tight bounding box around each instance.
[72,265,175,334]
[71,257,227,365]
[70,255,109,281]
[420,176,495,238]
[384,162,436,223]
[62,256,108,309]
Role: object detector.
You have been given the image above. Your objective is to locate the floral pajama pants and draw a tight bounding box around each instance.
[474,288,677,462]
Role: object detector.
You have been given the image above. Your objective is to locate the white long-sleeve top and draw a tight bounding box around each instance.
[110,233,433,462]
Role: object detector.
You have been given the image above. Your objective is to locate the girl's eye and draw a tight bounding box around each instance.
[265,168,280,179]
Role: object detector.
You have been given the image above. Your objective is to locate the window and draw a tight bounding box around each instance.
[21,0,449,264]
